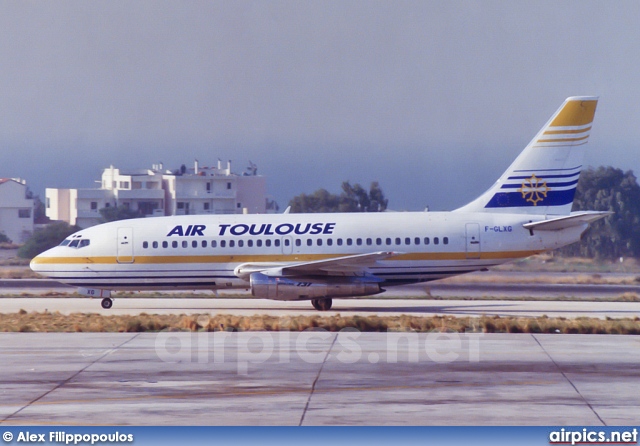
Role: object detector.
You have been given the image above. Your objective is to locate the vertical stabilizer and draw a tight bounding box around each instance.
[455,96,598,215]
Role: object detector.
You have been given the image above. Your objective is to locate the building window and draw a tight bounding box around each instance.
[227,182,232,190]
[177,202,185,209]
[18,209,31,218]
[237,202,242,208]
[91,202,98,210]
[206,182,211,192]
[204,203,210,211]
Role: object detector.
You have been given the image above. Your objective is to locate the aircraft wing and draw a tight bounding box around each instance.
[523,211,611,231]
[234,251,399,279]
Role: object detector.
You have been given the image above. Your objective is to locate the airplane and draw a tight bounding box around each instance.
[30,96,608,311]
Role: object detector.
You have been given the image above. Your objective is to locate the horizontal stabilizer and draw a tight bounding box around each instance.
[522,211,611,231]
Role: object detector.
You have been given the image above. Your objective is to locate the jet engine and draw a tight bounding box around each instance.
[249,272,383,301]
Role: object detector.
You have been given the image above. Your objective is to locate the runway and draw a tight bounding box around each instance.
[1,296,639,319]
[0,332,638,425]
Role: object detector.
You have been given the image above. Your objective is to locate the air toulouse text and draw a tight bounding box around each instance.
[166,223,337,238]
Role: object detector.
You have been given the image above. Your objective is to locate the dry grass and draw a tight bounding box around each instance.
[1,312,639,335]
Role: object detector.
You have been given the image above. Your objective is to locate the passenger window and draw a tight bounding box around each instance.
[265,240,271,247]
[444,237,449,245]
[414,237,420,245]
[356,238,362,246]
[172,241,178,248]
[307,239,312,246]
[182,241,188,248]
[386,238,391,245]
[192,240,198,248]
[434,237,439,245]
[229,240,235,248]
[79,239,90,248]
[274,239,280,247]
[424,237,430,245]
[211,240,217,248]
[143,241,148,249]
[238,240,244,248]
[317,239,323,246]
[163,241,168,248]
[295,239,301,247]
[153,241,158,249]
[337,238,342,246]
[220,240,226,248]
[395,238,401,245]
[376,238,382,245]
[327,239,332,246]
[257,240,262,247]
[347,238,353,246]
[248,240,253,247]
[366,238,372,246]
[284,239,290,246]
[202,240,207,248]
[405,237,411,245]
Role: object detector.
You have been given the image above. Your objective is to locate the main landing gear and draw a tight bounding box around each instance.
[101,298,113,309]
[311,298,332,311]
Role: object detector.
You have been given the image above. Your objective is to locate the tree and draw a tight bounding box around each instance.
[17,222,80,259]
[289,181,388,213]
[99,206,143,223]
[560,167,640,259]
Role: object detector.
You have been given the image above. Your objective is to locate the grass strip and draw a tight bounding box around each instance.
[1,311,639,335]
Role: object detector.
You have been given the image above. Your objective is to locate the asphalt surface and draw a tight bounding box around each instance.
[0,332,638,425]
[1,296,639,319]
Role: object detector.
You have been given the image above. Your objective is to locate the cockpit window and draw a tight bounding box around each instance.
[65,239,90,249]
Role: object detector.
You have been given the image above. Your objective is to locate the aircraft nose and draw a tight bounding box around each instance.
[29,251,50,277]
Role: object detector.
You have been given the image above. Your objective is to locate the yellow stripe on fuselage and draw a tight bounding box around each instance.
[30,250,544,265]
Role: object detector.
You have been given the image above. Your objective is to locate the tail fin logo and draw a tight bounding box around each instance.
[517,174,549,206]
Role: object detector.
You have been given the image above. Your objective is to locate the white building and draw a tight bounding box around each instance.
[0,178,34,243]
[46,160,269,228]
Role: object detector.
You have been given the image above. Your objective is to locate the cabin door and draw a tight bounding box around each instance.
[117,227,135,263]
[465,223,481,259]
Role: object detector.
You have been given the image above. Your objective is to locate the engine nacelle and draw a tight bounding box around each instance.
[249,272,383,301]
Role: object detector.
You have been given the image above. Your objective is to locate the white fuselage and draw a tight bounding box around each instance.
[30,211,585,292]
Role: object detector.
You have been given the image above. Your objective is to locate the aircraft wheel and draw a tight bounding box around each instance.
[101,298,113,309]
[311,298,332,311]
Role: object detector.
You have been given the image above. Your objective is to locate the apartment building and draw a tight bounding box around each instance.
[46,160,269,228]
[0,178,34,243]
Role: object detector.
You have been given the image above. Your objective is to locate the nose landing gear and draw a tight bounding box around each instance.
[101,298,113,309]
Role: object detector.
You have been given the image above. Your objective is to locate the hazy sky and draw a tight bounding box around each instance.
[1,1,639,211]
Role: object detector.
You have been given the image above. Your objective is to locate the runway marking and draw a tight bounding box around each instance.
[299,333,338,426]
[0,334,141,425]
[532,334,606,426]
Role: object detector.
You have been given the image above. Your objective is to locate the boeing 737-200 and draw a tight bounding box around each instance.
[31,96,608,311]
